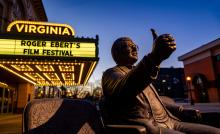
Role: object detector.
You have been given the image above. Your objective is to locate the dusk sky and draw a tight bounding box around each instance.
[42,0,220,82]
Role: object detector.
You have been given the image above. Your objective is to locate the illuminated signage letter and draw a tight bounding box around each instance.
[29,25,37,33]
[62,28,71,35]
[16,24,24,32]
[50,27,58,35]
[37,26,45,34]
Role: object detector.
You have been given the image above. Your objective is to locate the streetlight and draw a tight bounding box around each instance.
[186,76,194,105]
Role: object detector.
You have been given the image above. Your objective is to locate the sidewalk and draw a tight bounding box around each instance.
[178,102,220,113]
[0,114,22,134]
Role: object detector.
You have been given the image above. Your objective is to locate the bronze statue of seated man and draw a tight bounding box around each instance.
[101,29,220,134]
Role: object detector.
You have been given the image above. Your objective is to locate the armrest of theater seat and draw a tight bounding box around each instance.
[177,107,202,123]
[160,96,202,123]
[105,124,147,134]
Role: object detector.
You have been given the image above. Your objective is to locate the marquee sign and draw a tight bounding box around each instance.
[0,39,96,57]
[0,20,98,86]
[7,20,75,36]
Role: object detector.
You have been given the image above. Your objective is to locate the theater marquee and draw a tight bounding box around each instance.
[0,21,99,86]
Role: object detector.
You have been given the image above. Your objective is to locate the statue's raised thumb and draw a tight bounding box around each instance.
[150,28,158,41]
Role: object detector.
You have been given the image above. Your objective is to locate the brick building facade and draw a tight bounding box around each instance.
[0,0,47,32]
[179,38,220,102]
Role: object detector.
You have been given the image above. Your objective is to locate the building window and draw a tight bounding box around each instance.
[216,55,220,61]
[0,4,3,31]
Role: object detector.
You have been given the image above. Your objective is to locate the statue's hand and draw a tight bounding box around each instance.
[180,108,202,122]
[150,29,176,65]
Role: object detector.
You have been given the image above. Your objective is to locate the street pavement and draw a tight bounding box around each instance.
[0,114,22,134]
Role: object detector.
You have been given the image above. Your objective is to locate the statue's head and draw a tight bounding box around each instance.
[111,37,138,66]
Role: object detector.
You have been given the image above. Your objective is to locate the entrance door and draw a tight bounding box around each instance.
[0,87,16,113]
[192,74,209,102]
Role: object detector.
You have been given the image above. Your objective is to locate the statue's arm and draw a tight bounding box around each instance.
[160,96,181,112]
[102,54,160,98]
[161,96,201,122]
[102,29,176,98]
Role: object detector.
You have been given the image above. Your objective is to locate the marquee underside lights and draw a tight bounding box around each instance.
[0,60,97,86]
[0,20,99,86]
[0,82,8,87]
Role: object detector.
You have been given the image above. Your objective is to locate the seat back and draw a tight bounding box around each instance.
[23,98,104,134]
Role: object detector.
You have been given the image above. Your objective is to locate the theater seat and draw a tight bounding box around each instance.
[22,98,146,134]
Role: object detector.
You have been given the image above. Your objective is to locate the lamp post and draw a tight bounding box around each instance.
[186,76,194,105]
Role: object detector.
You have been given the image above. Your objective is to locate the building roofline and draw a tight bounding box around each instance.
[178,38,220,61]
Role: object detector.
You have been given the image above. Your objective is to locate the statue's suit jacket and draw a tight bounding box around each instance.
[101,55,180,129]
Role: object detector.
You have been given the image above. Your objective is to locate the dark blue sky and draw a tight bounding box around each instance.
[42,0,220,82]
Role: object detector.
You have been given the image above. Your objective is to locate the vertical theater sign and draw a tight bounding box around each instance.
[0,20,99,86]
